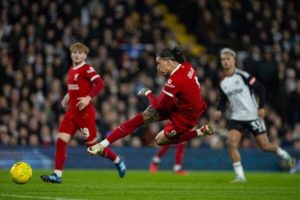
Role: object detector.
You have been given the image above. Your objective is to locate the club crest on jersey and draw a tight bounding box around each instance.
[74,73,79,81]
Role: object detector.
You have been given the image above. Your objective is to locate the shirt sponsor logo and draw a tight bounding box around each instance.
[68,84,79,90]
[166,79,175,88]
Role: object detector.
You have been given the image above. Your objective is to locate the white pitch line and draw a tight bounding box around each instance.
[0,194,85,200]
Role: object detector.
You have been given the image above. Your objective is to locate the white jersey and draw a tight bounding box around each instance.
[219,69,259,121]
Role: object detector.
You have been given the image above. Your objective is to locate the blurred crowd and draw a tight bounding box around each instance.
[0,0,299,150]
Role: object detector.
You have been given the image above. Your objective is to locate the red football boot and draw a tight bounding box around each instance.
[149,163,158,174]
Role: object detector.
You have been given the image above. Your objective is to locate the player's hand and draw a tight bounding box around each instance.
[61,94,69,109]
[76,96,92,111]
[137,88,151,96]
[258,108,265,118]
[214,111,222,120]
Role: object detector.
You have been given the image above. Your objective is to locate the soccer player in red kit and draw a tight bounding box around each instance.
[88,47,213,156]
[41,42,126,183]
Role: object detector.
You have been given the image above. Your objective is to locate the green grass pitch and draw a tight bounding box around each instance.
[1,170,300,200]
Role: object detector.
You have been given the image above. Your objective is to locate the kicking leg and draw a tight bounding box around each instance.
[88,106,160,155]
[107,106,160,143]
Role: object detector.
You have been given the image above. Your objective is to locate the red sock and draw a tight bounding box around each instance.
[175,143,185,165]
[102,147,117,161]
[55,138,67,170]
[168,130,197,145]
[157,145,170,158]
[107,114,144,144]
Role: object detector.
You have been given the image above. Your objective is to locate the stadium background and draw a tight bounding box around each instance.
[0,0,299,170]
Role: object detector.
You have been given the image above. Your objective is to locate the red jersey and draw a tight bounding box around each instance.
[162,61,207,126]
[66,63,101,117]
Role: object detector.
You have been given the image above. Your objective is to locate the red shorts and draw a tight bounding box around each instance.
[163,121,195,139]
[161,108,205,139]
[58,113,97,144]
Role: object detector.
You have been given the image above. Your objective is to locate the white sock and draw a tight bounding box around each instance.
[233,162,245,179]
[113,156,120,164]
[276,147,290,160]
[196,129,204,136]
[100,139,110,148]
[54,170,62,177]
[152,156,161,164]
[173,164,182,172]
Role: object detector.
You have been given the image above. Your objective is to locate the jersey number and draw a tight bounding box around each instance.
[80,128,90,139]
[250,119,266,133]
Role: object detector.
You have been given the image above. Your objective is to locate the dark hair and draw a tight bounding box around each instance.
[158,47,186,63]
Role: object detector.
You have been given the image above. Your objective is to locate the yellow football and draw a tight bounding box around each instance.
[10,161,33,184]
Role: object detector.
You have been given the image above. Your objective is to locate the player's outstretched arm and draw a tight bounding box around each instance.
[138,88,174,111]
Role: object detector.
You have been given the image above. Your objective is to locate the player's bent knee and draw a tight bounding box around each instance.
[57,132,71,143]
[154,135,161,145]
[155,139,164,146]
[155,133,170,146]
[154,134,163,146]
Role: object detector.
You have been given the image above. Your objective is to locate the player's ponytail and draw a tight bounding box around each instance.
[158,47,186,64]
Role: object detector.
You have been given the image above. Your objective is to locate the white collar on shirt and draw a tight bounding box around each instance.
[170,64,181,75]
[73,62,86,70]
